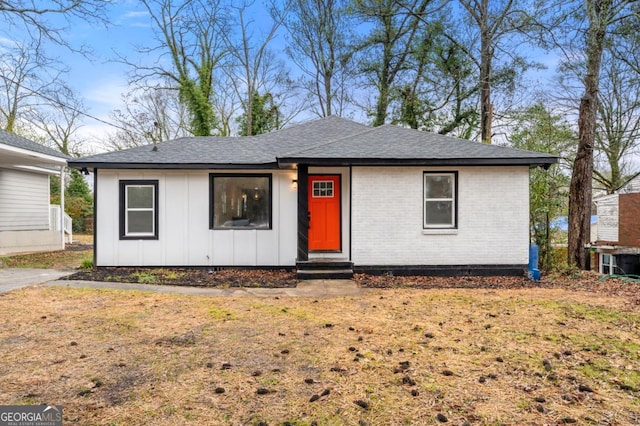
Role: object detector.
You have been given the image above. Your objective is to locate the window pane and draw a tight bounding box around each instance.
[425,175,452,199]
[213,176,270,229]
[127,186,153,208]
[425,201,453,225]
[128,211,154,233]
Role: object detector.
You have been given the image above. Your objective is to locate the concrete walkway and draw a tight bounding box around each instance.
[44,278,364,298]
[0,267,364,298]
[0,268,75,294]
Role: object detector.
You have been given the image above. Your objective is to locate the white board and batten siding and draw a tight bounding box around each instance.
[0,168,50,231]
[595,194,619,243]
[351,166,531,266]
[95,169,298,267]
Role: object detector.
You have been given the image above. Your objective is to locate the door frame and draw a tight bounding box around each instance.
[308,173,342,252]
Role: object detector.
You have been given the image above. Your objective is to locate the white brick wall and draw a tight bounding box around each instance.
[351,166,530,266]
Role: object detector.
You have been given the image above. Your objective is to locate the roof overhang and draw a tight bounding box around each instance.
[0,143,67,168]
[67,161,282,170]
[69,156,557,170]
[277,157,558,168]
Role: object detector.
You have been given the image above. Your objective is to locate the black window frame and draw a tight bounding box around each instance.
[209,173,273,230]
[423,171,458,229]
[119,180,159,240]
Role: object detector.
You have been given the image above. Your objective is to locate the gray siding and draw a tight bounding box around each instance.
[0,168,50,231]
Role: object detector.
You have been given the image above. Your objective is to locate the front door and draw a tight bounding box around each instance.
[308,175,341,251]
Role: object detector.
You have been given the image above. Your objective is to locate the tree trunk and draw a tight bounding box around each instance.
[568,95,596,268]
[567,0,608,269]
[479,0,492,144]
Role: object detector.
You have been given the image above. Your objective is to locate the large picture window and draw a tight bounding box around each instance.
[120,180,158,239]
[210,174,272,229]
[424,172,457,228]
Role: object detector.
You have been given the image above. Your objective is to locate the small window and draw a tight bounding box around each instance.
[424,172,457,228]
[601,254,615,275]
[312,180,334,197]
[210,174,272,229]
[120,180,158,239]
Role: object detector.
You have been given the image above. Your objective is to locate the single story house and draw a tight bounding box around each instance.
[592,173,640,275]
[0,129,70,255]
[69,116,557,277]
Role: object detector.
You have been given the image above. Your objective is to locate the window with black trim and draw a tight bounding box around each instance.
[210,174,272,229]
[120,180,158,239]
[424,172,457,228]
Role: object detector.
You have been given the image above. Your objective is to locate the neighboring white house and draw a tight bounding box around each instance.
[0,129,70,255]
[593,172,640,275]
[69,116,557,277]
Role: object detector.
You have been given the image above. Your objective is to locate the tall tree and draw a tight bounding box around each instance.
[566,0,637,269]
[223,0,284,136]
[456,0,537,144]
[391,14,479,137]
[126,0,227,136]
[277,0,354,117]
[351,0,434,126]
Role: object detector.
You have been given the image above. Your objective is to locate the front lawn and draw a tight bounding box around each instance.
[0,235,92,270]
[0,284,638,425]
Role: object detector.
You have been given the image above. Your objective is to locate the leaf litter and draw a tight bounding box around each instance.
[0,271,638,424]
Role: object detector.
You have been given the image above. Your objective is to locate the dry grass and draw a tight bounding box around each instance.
[0,285,638,425]
[0,235,92,270]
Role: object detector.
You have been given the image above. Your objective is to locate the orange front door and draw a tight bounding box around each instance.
[308,175,341,251]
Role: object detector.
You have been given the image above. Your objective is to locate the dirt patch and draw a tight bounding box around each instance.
[0,285,638,425]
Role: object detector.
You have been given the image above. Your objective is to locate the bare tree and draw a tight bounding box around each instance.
[593,47,640,193]
[223,0,286,136]
[0,38,68,132]
[105,86,191,150]
[455,0,539,144]
[30,87,86,156]
[0,0,109,50]
[566,0,637,269]
[276,0,354,118]
[351,0,435,126]
[124,0,228,136]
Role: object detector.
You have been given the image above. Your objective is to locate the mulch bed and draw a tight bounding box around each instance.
[63,267,640,302]
[63,268,300,288]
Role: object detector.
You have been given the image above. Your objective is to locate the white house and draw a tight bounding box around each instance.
[69,117,556,278]
[0,129,70,255]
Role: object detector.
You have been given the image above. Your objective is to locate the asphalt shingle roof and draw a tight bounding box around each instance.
[0,128,69,159]
[69,116,556,169]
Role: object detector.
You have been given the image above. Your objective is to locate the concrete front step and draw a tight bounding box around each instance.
[296,269,354,280]
[296,260,354,280]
